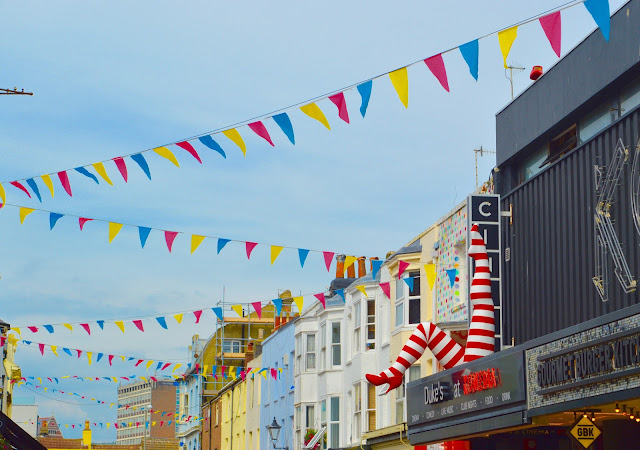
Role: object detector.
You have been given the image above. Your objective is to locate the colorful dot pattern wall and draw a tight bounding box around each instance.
[436,206,468,323]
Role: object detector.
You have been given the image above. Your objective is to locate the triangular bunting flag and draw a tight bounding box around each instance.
[356,285,367,297]
[57,171,72,196]
[191,235,205,254]
[270,245,284,264]
[80,324,91,335]
[10,181,31,198]
[79,218,92,230]
[193,310,203,324]
[217,238,230,254]
[92,162,113,185]
[198,135,227,159]
[584,0,610,41]
[389,67,409,108]
[0,183,5,208]
[344,256,357,272]
[43,325,54,333]
[19,207,35,224]
[115,321,125,333]
[403,277,414,291]
[498,26,518,68]
[164,231,178,252]
[108,223,123,243]
[245,242,258,259]
[323,251,334,272]
[51,346,58,356]
[424,263,437,290]
[138,227,151,248]
[371,259,383,280]
[133,320,144,332]
[272,298,283,315]
[175,141,202,164]
[356,80,372,117]
[248,121,274,146]
[97,320,105,330]
[445,268,457,288]
[63,324,73,332]
[293,296,304,313]
[39,343,45,355]
[41,174,54,197]
[251,302,262,319]
[424,53,450,92]
[25,179,42,202]
[335,289,345,302]
[380,281,391,299]
[153,146,179,167]
[130,154,152,180]
[231,305,243,317]
[539,11,562,57]
[156,317,168,329]
[298,249,310,268]
[328,92,349,124]
[212,307,223,321]
[300,103,330,130]
[174,314,183,324]
[113,157,128,182]
[314,293,326,309]
[87,352,93,365]
[49,213,63,230]
[398,260,410,279]
[222,129,247,157]
[272,113,295,145]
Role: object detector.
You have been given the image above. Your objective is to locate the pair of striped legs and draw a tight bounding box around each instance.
[365,224,495,394]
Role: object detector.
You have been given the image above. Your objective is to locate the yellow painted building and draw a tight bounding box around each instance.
[1,320,22,418]
[220,378,247,450]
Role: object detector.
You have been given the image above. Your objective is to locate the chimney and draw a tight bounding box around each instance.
[82,421,92,449]
[335,255,345,279]
[245,342,254,366]
[347,259,356,278]
[370,257,379,271]
[357,257,366,278]
[279,290,294,315]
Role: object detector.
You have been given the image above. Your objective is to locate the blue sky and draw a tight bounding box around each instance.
[0,0,626,442]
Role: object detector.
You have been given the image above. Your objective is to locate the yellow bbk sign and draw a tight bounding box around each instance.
[569,416,601,449]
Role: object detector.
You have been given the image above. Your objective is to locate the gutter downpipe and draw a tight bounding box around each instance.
[399,423,412,448]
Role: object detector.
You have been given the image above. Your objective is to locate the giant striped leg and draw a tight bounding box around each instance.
[365,322,464,395]
[463,223,496,363]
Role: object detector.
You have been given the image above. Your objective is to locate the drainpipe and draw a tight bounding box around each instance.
[398,423,412,448]
[230,385,234,450]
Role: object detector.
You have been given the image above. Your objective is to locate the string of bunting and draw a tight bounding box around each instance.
[0,0,610,208]
[12,260,459,334]
[15,420,181,429]
[7,202,375,268]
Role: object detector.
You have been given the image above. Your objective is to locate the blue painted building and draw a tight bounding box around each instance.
[260,318,296,450]
[176,335,206,450]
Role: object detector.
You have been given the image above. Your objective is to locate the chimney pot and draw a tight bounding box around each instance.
[357,257,366,278]
[336,254,346,279]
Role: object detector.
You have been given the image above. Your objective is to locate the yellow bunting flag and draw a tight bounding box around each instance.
[424,264,437,290]
[146,360,154,370]
[140,376,147,382]
[107,423,110,429]
[63,324,73,332]
[261,370,267,379]
[174,314,183,324]
[231,305,244,317]
[203,364,209,375]
[152,421,156,427]
[498,26,518,68]
[92,162,113,185]
[111,378,118,383]
[191,235,205,254]
[172,363,182,373]
[19,207,35,224]
[153,146,180,167]
[87,352,93,365]
[389,67,409,108]
[120,355,125,362]
[300,103,330,130]
[270,245,284,264]
[11,328,21,336]
[356,285,367,297]
[43,387,48,392]
[51,345,58,356]
[222,129,247,157]
[115,321,125,333]
[344,255,357,271]
[293,296,304,313]
[108,222,123,243]
[37,377,42,384]
[41,174,54,197]
[0,183,5,208]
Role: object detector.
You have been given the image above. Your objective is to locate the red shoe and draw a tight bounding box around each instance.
[366,372,404,395]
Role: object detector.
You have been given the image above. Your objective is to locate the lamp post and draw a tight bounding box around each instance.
[266,417,288,450]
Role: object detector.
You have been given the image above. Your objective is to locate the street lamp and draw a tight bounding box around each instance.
[266,417,288,450]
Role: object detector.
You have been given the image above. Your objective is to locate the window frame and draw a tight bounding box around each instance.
[329,396,340,449]
[331,322,341,367]
[353,302,361,355]
[320,323,327,372]
[366,298,376,349]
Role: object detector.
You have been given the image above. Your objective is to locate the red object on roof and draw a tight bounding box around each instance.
[530,65,543,80]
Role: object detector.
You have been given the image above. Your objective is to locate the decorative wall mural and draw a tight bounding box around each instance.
[436,207,468,323]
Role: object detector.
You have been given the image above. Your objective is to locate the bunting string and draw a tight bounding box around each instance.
[5,202,377,267]
[0,0,609,208]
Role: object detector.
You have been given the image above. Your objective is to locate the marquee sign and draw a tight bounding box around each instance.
[407,351,525,427]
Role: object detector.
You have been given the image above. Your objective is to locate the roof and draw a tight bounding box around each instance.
[385,241,422,262]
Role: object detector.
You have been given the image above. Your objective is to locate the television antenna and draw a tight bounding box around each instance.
[474,146,496,189]
[0,87,33,96]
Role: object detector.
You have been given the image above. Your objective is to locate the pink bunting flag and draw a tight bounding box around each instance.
[0,337,5,347]
[246,242,258,259]
[10,181,31,198]
[271,368,277,380]
[240,370,246,381]
[380,282,391,299]
[80,323,91,335]
[108,355,114,366]
[39,343,45,355]
[57,171,73,197]
[248,121,274,146]
[72,425,75,429]
[193,310,203,323]
[424,54,450,92]
[133,320,144,332]
[114,423,119,429]
[328,93,350,124]
[323,252,334,272]
[539,11,562,57]
[113,157,128,182]
[398,260,410,279]
[251,302,262,319]
[79,218,93,230]
[150,376,157,382]
[314,293,326,309]
[76,349,82,358]
[221,366,226,378]
[28,326,38,333]
[135,359,144,367]
[175,141,202,164]
[161,362,171,371]
[164,231,178,252]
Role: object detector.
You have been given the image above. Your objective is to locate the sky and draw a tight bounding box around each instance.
[0,0,628,442]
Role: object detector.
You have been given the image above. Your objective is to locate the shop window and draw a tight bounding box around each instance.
[621,75,640,116]
[580,101,617,143]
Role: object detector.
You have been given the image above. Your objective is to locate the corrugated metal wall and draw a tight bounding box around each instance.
[501,110,640,345]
